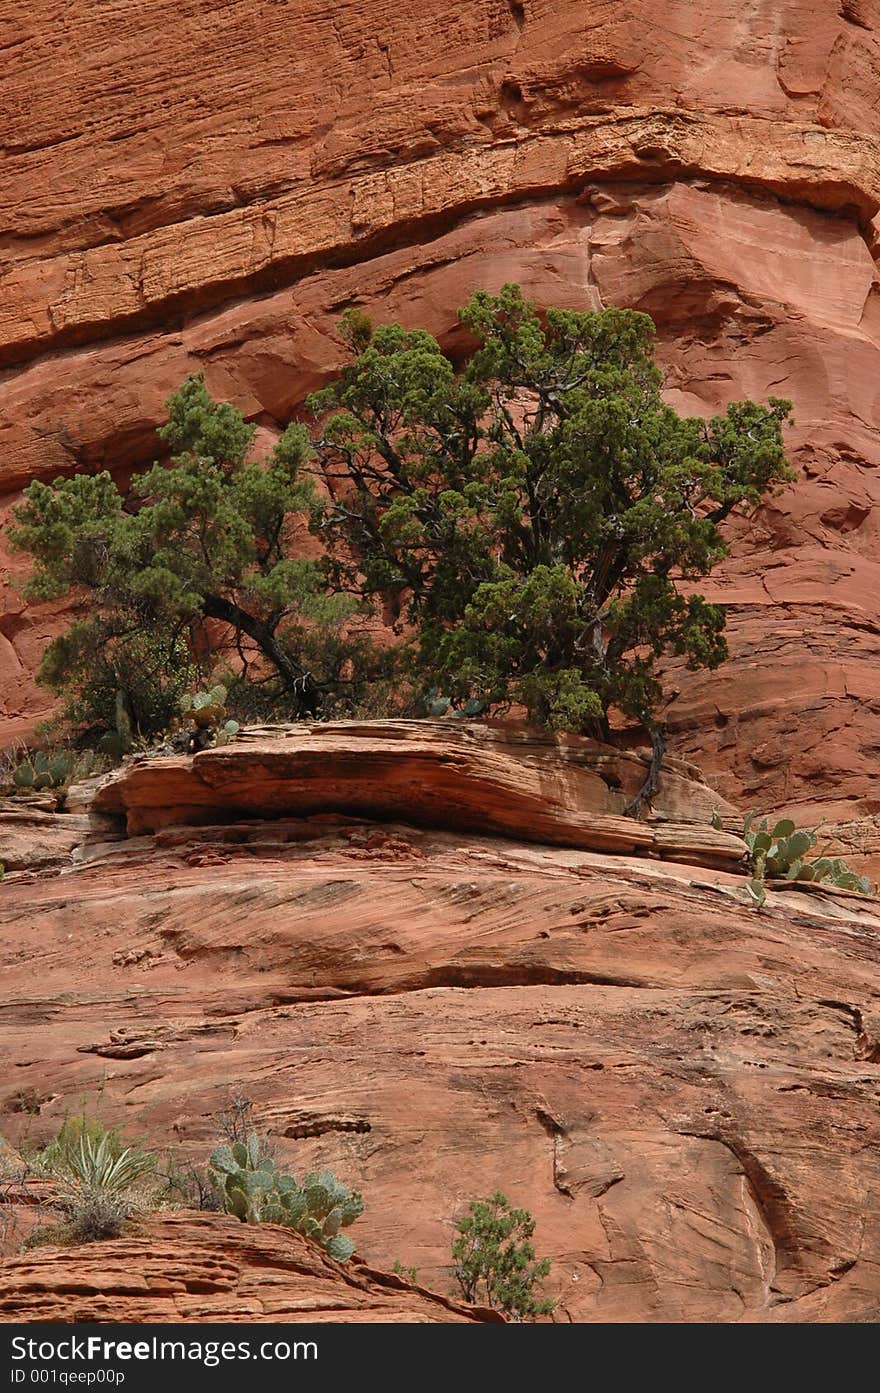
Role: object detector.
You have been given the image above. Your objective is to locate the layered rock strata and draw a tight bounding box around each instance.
[0,1,879,848]
[0,1211,493,1322]
[1,734,878,1322]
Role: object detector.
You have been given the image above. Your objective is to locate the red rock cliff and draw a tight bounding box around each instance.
[1,1,879,845]
[1,3,880,1325]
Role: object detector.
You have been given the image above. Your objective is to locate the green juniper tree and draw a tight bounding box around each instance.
[9,290,793,806]
[452,1191,553,1320]
[8,376,349,737]
[309,284,794,810]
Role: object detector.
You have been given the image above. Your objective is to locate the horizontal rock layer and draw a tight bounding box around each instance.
[86,721,745,865]
[1,109,877,368]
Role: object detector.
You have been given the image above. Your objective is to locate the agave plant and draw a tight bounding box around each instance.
[209,1133,363,1263]
[62,1133,157,1193]
[38,1119,157,1243]
[40,1116,156,1190]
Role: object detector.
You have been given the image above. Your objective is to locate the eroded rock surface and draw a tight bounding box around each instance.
[1,773,878,1322]
[87,721,745,866]
[2,0,880,1327]
[0,1211,491,1322]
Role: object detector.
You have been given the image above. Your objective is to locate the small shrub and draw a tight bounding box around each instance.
[209,1132,363,1263]
[391,1259,419,1283]
[45,627,202,752]
[158,1157,222,1212]
[58,1188,132,1243]
[216,1092,271,1155]
[451,1191,553,1320]
[0,1136,28,1183]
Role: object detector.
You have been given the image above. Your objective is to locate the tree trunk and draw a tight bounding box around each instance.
[201,592,322,716]
[624,724,666,819]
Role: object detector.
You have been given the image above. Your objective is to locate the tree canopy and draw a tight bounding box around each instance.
[309,284,793,803]
[9,284,793,808]
[8,375,343,735]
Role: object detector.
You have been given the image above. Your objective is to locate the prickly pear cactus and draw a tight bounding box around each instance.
[209,1133,363,1262]
[422,688,486,720]
[10,749,75,792]
[731,812,872,906]
[178,684,240,747]
[12,762,35,789]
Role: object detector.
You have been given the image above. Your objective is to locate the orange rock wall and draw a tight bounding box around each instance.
[2,0,880,834]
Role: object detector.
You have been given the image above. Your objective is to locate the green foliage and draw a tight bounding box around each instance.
[39,1115,155,1186]
[718,810,873,904]
[10,748,77,791]
[451,1190,553,1320]
[8,291,796,797]
[38,1116,157,1245]
[8,374,332,733]
[42,616,202,749]
[309,285,794,765]
[391,1259,419,1283]
[180,683,230,727]
[177,683,240,747]
[39,1113,115,1169]
[52,1132,157,1193]
[420,688,486,720]
[210,1133,364,1263]
[2,745,102,798]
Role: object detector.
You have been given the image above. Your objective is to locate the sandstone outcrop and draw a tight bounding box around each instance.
[86,721,745,866]
[2,0,880,1327]
[0,800,96,872]
[0,1212,493,1322]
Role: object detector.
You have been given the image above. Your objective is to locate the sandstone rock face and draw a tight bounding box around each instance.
[0,1212,492,1322]
[2,0,880,1326]
[1,739,879,1323]
[0,0,879,857]
[0,800,96,872]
